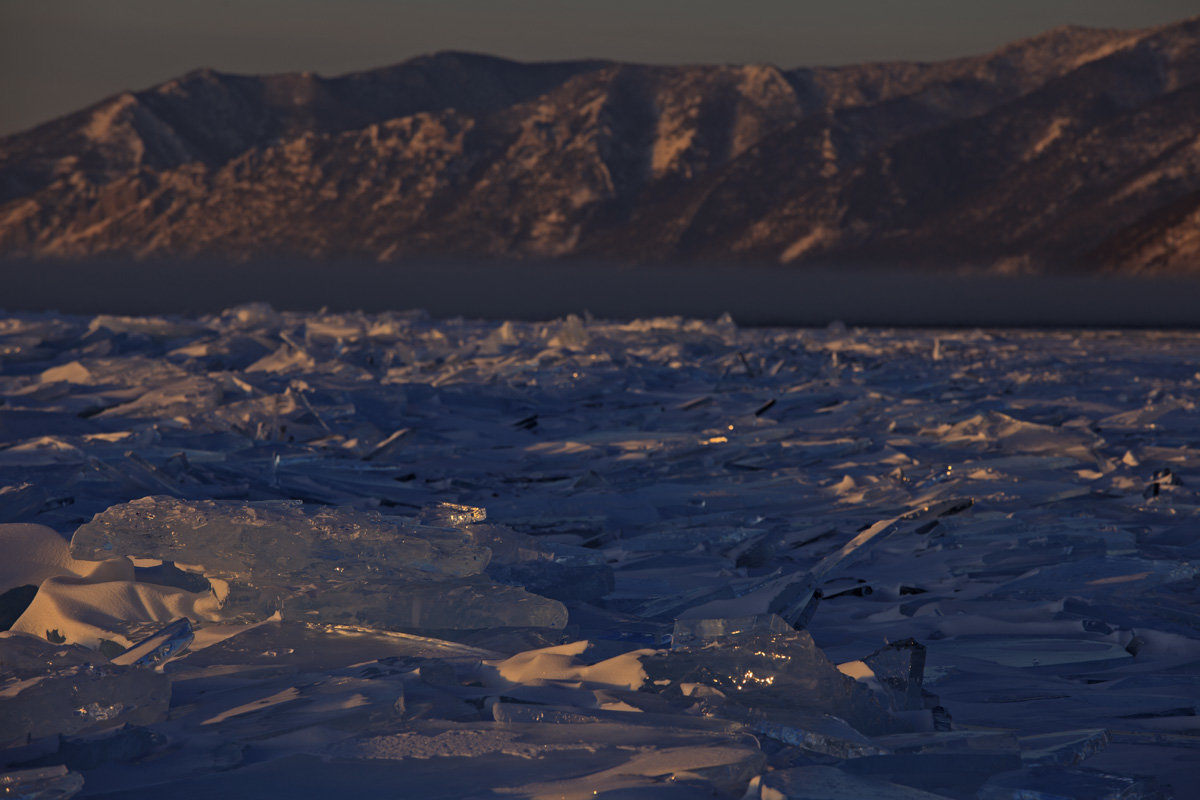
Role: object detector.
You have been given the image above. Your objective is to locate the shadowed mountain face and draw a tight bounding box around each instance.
[2,18,1198,272]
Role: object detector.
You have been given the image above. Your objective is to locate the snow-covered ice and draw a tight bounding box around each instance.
[1,307,1198,798]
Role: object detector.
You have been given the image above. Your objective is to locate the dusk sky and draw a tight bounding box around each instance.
[2,0,1196,136]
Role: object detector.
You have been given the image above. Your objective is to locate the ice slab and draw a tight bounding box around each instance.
[0,633,170,748]
[68,497,567,634]
[70,496,491,582]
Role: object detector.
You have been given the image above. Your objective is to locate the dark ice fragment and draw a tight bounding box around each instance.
[842,752,1023,796]
[0,586,38,632]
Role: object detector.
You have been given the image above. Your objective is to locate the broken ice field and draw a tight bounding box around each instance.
[1,307,1198,798]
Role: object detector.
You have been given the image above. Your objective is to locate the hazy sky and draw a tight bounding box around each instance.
[2,0,1195,135]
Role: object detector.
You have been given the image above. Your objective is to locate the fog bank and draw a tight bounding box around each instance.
[4,258,1200,327]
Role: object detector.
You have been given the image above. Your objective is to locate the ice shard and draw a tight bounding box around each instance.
[109,618,194,668]
[643,625,893,736]
[0,766,84,799]
[0,633,170,747]
[862,638,926,711]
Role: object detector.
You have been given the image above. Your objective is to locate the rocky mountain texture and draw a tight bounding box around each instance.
[2,18,1198,272]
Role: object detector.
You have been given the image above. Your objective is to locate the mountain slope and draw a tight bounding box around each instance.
[1,17,1197,271]
[0,53,610,204]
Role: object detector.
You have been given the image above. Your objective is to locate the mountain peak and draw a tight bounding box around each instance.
[2,18,1198,272]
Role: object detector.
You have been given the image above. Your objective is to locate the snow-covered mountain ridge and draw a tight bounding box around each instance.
[2,17,1198,271]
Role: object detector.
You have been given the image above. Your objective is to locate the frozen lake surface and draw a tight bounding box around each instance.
[1,308,1198,798]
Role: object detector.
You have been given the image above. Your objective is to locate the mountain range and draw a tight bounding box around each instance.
[2,16,1198,272]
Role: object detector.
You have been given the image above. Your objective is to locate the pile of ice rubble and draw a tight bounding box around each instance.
[1,307,1198,799]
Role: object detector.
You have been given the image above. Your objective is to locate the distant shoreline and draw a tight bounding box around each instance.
[4,258,1200,328]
